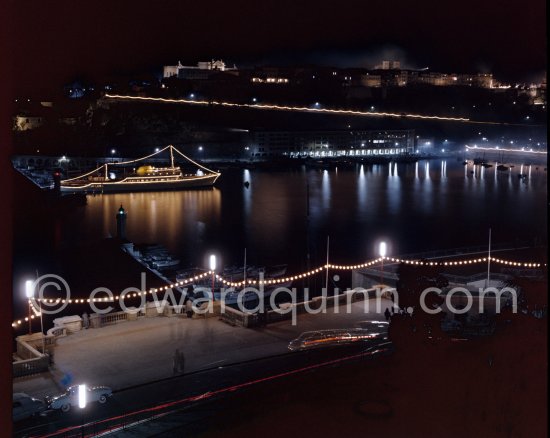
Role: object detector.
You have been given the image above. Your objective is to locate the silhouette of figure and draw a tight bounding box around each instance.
[173,349,185,375]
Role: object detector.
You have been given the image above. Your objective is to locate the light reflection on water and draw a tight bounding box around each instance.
[64,160,546,268]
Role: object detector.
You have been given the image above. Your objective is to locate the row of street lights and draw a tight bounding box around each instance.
[21,243,388,337]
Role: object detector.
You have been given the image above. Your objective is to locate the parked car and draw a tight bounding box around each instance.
[46,385,112,412]
[13,393,47,422]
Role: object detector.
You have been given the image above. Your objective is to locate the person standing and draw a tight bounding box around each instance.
[173,349,180,375]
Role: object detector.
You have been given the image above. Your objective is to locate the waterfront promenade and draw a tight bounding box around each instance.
[13,298,392,400]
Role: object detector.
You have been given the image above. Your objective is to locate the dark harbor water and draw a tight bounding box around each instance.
[12,158,547,325]
[59,159,548,268]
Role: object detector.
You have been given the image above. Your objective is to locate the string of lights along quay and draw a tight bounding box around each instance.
[12,255,544,328]
[465,145,547,155]
[103,94,541,126]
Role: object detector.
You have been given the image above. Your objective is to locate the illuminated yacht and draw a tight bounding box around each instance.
[60,145,220,194]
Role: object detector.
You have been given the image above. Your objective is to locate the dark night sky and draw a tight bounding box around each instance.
[9,0,547,95]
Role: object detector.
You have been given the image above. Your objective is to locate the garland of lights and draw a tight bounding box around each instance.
[11,255,544,328]
[104,94,545,127]
[61,145,219,185]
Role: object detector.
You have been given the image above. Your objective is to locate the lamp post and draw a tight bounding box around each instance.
[209,255,217,295]
[379,242,387,285]
[25,280,33,335]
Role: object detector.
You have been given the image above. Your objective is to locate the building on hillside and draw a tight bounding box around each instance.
[162,60,238,80]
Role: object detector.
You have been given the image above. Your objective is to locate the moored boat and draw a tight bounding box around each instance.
[60,145,220,194]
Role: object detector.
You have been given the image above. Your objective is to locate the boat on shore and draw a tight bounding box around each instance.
[184,263,291,304]
[60,145,220,194]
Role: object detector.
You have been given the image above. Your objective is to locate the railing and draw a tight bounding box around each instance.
[47,326,67,338]
[14,336,50,378]
[100,311,131,326]
[13,355,50,378]
[220,289,381,328]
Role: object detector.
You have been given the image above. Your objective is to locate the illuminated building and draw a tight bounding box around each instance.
[163,60,238,80]
[248,129,415,158]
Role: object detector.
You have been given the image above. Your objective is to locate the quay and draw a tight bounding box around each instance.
[13,293,393,399]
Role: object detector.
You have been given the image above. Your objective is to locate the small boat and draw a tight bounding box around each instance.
[496,164,509,171]
[152,258,180,269]
[517,173,527,179]
[482,163,493,168]
[244,181,250,188]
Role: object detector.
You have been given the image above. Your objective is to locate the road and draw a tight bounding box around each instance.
[14,339,393,437]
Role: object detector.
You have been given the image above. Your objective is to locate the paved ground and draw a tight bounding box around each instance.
[13,298,392,400]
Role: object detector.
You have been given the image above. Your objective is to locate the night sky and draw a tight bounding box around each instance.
[9,0,547,96]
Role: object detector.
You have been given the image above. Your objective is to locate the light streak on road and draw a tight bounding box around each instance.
[34,344,392,438]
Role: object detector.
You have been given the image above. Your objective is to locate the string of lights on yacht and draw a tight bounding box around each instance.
[60,145,218,184]
[11,255,543,327]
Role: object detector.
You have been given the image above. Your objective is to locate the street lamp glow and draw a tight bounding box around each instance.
[379,242,387,258]
[209,254,217,271]
[111,149,116,154]
[198,146,203,151]
[25,280,34,298]
[78,384,87,409]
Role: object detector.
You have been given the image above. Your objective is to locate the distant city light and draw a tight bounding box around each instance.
[441,149,445,153]
[111,149,116,154]
[198,146,203,151]
[155,148,160,152]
